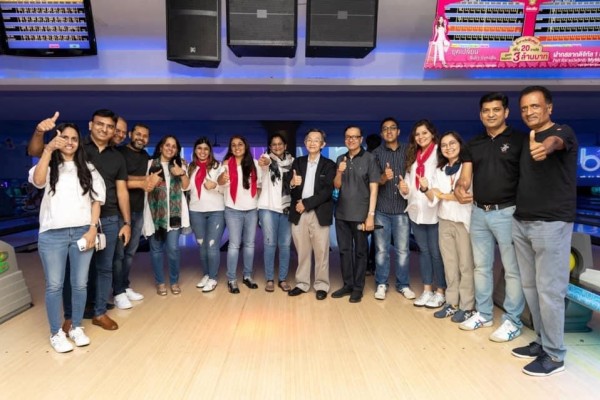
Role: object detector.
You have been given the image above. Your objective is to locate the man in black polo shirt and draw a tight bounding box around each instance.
[331,126,380,303]
[455,93,525,341]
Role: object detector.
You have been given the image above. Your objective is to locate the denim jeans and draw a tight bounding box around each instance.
[91,215,120,316]
[470,206,524,326]
[224,207,258,281]
[259,209,291,282]
[113,211,144,295]
[512,220,572,361]
[150,228,182,285]
[189,210,225,280]
[374,211,411,290]
[39,226,93,333]
[410,221,446,289]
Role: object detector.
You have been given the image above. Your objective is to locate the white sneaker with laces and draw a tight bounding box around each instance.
[50,329,73,353]
[125,287,144,301]
[414,291,434,307]
[202,278,218,292]
[114,293,133,310]
[68,327,91,347]
[489,319,522,342]
[374,284,387,300]
[196,274,210,288]
[424,292,446,309]
[459,311,493,331]
[398,287,416,300]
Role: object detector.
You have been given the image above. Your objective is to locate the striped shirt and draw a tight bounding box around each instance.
[372,142,408,214]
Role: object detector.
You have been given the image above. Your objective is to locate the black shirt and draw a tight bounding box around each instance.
[515,124,577,222]
[118,145,149,212]
[83,138,128,217]
[463,126,524,205]
[372,142,408,214]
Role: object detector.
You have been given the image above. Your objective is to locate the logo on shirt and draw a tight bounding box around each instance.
[500,143,510,153]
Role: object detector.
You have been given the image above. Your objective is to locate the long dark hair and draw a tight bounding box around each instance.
[224,135,256,190]
[436,130,466,169]
[405,119,439,171]
[188,136,218,175]
[152,135,183,168]
[48,123,96,198]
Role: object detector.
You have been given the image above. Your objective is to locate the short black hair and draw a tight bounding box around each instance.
[479,92,508,110]
[519,85,553,105]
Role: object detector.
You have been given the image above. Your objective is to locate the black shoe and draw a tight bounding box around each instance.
[288,287,306,296]
[242,277,258,289]
[316,290,327,300]
[512,341,544,359]
[331,286,353,298]
[522,353,564,377]
[349,291,363,303]
[228,280,240,294]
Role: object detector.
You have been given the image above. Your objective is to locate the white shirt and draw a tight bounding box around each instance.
[403,146,439,224]
[222,160,262,211]
[258,157,293,213]
[29,161,106,233]
[301,155,320,199]
[188,164,225,212]
[428,164,473,232]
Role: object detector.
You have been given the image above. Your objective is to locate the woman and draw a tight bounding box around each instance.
[188,137,225,293]
[29,122,105,353]
[257,133,293,292]
[399,119,446,308]
[424,131,474,322]
[432,15,449,67]
[217,135,261,294]
[143,135,190,296]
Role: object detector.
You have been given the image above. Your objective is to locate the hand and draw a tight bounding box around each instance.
[384,162,393,181]
[363,214,375,231]
[170,163,185,177]
[529,130,547,161]
[418,174,429,191]
[218,165,230,185]
[398,176,409,195]
[258,154,271,167]
[144,171,163,192]
[118,224,131,246]
[81,228,96,251]
[291,169,302,187]
[45,129,66,153]
[295,199,305,214]
[453,185,473,204]
[36,111,59,133]
[338,156,347,173]
[203,178,217,190]
[431,188,443,199]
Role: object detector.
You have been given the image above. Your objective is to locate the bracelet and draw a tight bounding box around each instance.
[419,186,429,193]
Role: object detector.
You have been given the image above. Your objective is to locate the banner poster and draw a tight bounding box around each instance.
[424,0,600,69]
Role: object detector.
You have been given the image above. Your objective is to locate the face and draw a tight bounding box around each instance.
[380,120,400,144]
[59,127,79,158]
[269,136,287,157]
[195,143,211,162]
[112,118,127,145]
[160,137,179,161]
[230,138,246,158]
[304,131,325,155]
[520,91,553,131]
[440,134,460,162]
[480,100,509,132]
[89,115,116,144]
[413,124,434,149]
[129,126,150,151]
[344,127,362,152]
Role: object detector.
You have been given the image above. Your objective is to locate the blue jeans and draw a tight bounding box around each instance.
[224,207,258,281]
[92,215,120,316]
[113,211,144,295]
[374,211,411,290]
[259,209,291,282]
[150,228,182,284]
[470,206,524,326]
[410,221,446,289]
[512,220,572,361]
[39,226,93,334]
[189,210,225,280]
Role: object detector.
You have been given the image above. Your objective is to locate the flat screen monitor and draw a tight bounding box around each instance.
[0,0,96,56]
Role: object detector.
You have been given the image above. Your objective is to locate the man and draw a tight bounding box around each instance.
[371,117,415,301]
[112,123,155,309]
[331,126,380,303]
[287,129,336,300]
[510,86,577,376]
[111,116,127,146]
[455,93,526,340]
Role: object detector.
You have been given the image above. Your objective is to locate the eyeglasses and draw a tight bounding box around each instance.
[381,126,398,132]
[345,135,361,141]
[440,140,458,149]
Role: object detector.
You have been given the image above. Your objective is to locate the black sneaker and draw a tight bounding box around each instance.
[242,277,258,289]
[522,353,565,377]
[511,341,544,359]
[434,304,457,319]
[228,280,240,294]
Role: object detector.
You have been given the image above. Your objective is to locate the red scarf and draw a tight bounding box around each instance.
[228,157,257,203]
[415,142,435,189]
[194,160,207,199]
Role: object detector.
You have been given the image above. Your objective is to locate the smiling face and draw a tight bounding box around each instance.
[129,126,149,151]
[59,126,79,160]
[380,120,400,144]
[195,142,211,162]
[304,131,325,156]
[344,127,362,153]
[230,137,246,159]
[520,91,553,132]
[480,100,509,134]
[413,124,434,149]
[112,117,127,146]
[160,137,179,162]
[269,136,287,158]
[89,115,116,145]
[440,134,460,164]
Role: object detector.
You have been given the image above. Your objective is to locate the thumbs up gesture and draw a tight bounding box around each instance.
[218,165,230,185]
[45,129,66,153]
[418,174,429,191]
[398,175,409,195]
[36,111,60,133]
[291,169,302,187]
[384,162,393,181]
[338,156,347,173]
[529,130,547,161]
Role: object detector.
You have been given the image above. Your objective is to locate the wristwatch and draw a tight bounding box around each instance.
[123,221,130,226]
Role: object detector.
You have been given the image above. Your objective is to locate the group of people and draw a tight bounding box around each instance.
[29,85,577,378]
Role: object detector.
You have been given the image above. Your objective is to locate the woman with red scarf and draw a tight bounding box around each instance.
[188,137,225,293]
[399,120,447,308]
[217,135,262,294]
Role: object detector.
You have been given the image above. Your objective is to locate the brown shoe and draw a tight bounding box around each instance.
[278,281,291,292]
[92,314,118,330]
[62,319,72,333]
[156,283,167,296]
[265,280,275,292]
[170,284,181,295]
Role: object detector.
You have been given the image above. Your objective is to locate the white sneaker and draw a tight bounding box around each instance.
[398,287,416,300]
[414,291,434,307]
[125,287,144,301]
[374,284,387,300]
[459,311,493,331]
[196,274,210,288]
[489,319,522,342]
[68,327,91,347]
[202,279,218,292]
[424,292,446,309]
[50,329,73,353]
[114,293,133,310]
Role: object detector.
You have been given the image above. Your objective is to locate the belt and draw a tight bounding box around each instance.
[473,201,515,212]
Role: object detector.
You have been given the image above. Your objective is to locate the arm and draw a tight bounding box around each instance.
[363,182,378,231]
[116,180,132,245]
[453,161,473,204]
[333,157,347,189]
[28,111,60,157]
[80,201,101,250]
[32,147,53,187]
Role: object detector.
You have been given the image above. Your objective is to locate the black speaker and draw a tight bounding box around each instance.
[166,0,221,67]
[306,0,378,58]
[227,0,297,57]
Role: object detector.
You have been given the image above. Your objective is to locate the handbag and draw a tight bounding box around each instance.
[95,220,107,251]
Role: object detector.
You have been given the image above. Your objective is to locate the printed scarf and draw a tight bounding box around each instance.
[148,158,183,235]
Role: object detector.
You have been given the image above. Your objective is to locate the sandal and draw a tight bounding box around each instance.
[278,281,291,292]
[170,284,181,295]
[265,280,275,292]
[156,283,167,296]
